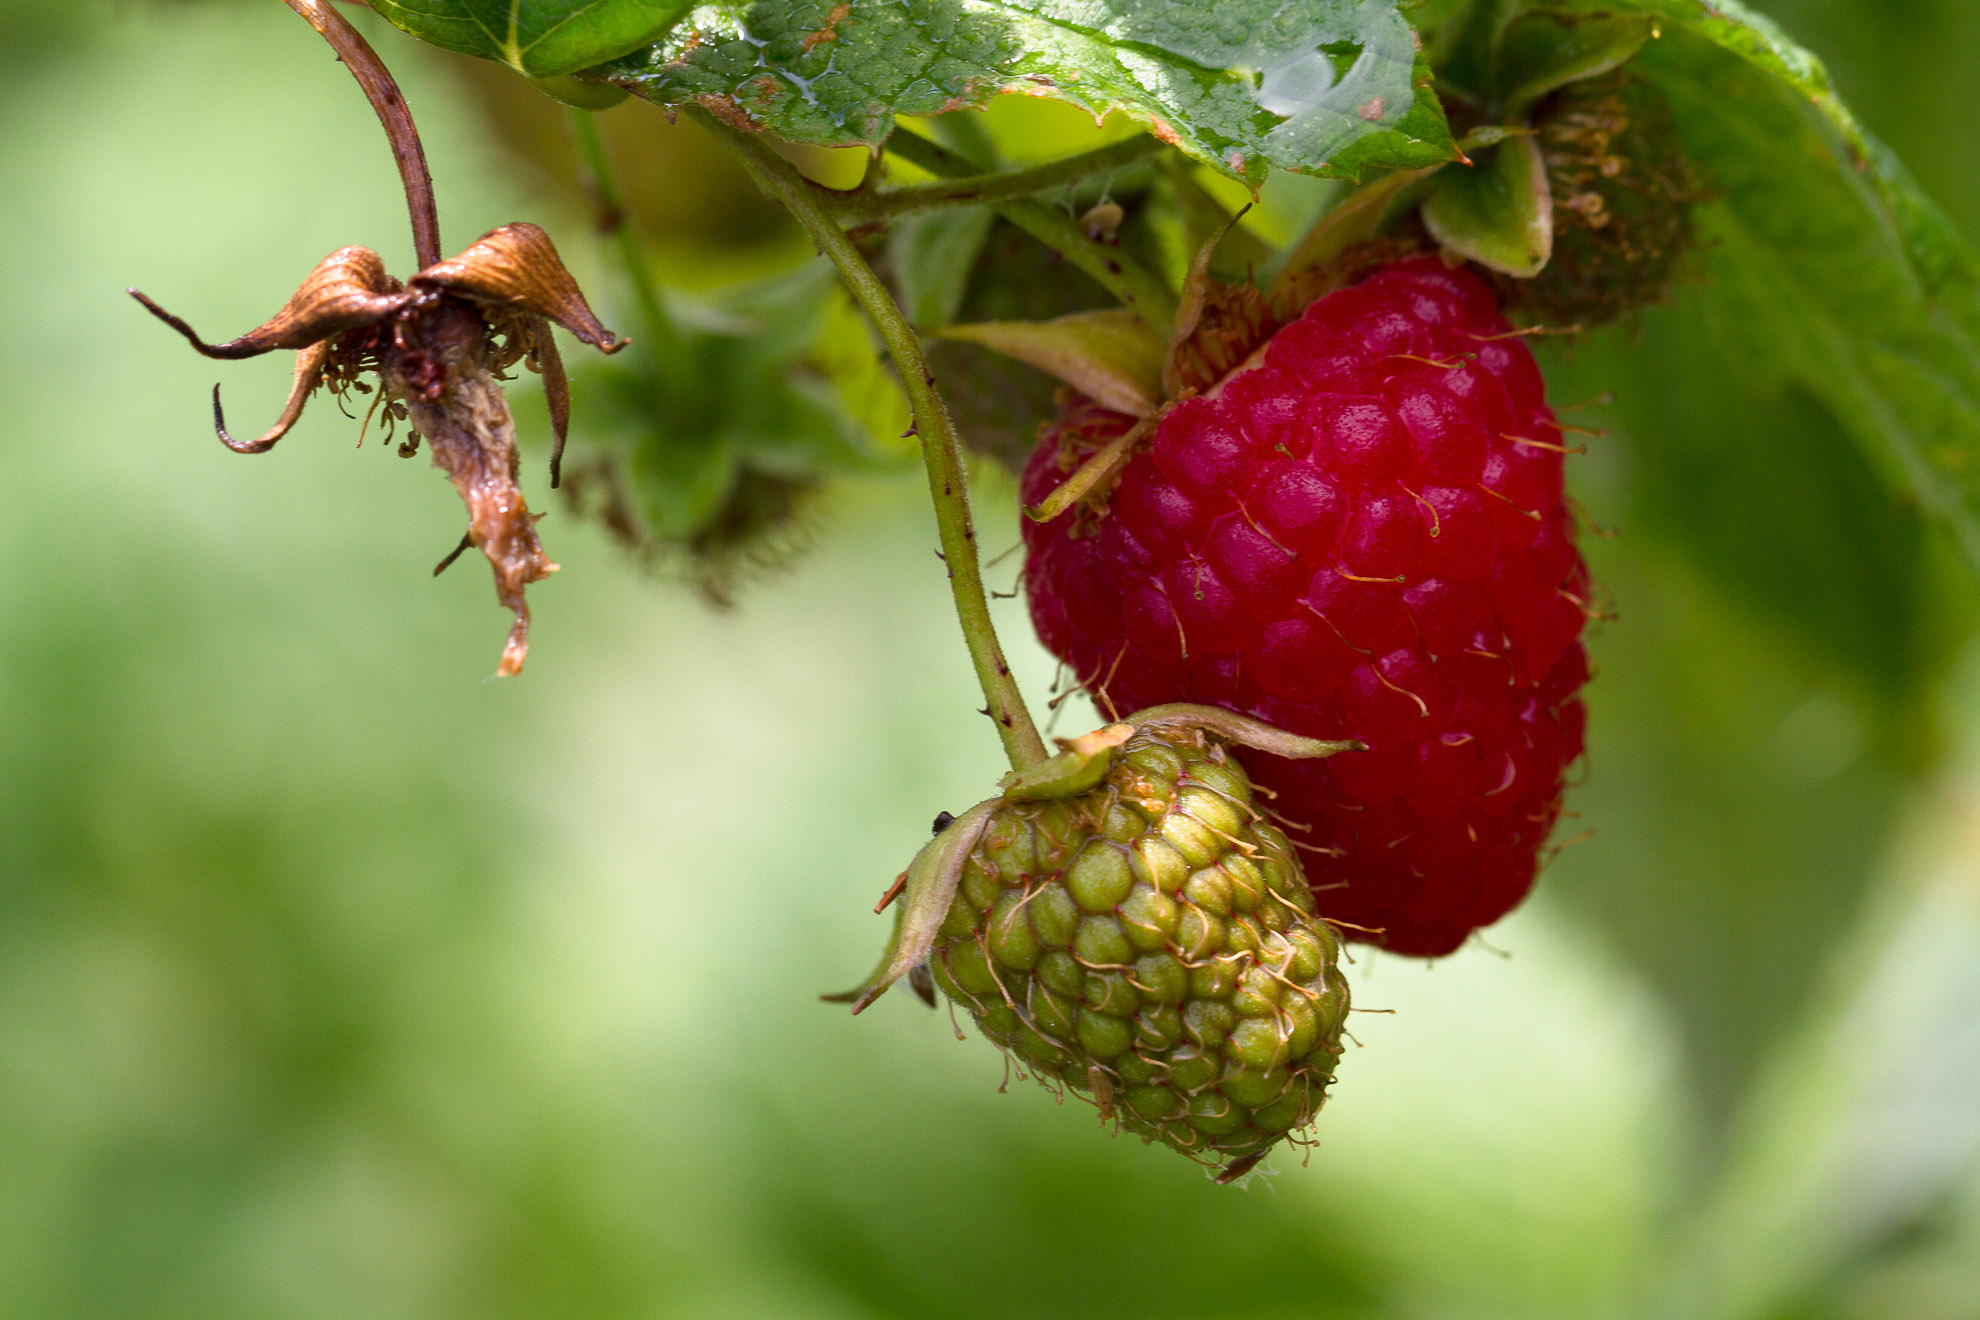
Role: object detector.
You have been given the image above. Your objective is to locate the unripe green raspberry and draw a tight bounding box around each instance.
[1498,70,1701,328]
[834,707,1358,1181]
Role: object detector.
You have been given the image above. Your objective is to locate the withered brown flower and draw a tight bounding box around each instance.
[131,222,623,675]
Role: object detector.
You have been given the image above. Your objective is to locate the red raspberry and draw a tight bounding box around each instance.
[1021,259,1590,957]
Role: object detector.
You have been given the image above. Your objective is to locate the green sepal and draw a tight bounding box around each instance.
[1163,212,1252,398]
[823,799,998,1013]
[827,707,1353,1014]
[1023,415,1157,525]
[1165,161,1275,285]
[1267,164,1441,304]
[1421,135,1554,277]
[939,311,1166,419]
[1499,10,1652,118]
[998,724,1135,802]
[1125,704,1363,760]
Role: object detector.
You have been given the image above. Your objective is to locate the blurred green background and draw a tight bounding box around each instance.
[3,2,1980,1317]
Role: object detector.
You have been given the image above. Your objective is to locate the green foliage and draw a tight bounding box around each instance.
[901,209,1122,469]
[1408,0,1980,579]
[367,0,695,77]
[887,206,996,329]
[1562,337,1930,709]
[1489,0,1980,1141]
[555,260,907,602]
[596,0,1457,183]
[1497,9,1650,115]
[1577,0,1980,577]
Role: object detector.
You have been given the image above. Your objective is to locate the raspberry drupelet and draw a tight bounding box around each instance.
[1022,258,1591,956]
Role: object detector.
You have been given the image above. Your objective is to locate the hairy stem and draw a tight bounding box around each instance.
[695,110,1048,771]
[282,0,440,268]
[824,135,1166,220]
[882,128,1178,333]
[567,109,694,401]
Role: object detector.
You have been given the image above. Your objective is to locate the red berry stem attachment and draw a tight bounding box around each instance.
[280,0,441,269]
[696,109,1050,772]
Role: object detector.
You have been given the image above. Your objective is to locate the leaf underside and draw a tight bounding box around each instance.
[598,0,1457,184]
[367,0,696,77]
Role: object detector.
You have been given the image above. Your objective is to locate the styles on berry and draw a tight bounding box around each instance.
[1021,257,1592,957]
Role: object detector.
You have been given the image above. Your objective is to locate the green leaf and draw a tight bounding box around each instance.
[888,206,996,329]
[1420,135,1551,275]
[1498,9,1649,116]
[1601,1,1980,578]
[1544,316,1932,707]
[527,70,632,106]
[367,0,694,77]
[550,259,905,593]
[939,309,1166,417]
[1543,536,1911,1128]
[1624,0,1980,286]
[600,0,1458,184]
[1524,4,1980,1115]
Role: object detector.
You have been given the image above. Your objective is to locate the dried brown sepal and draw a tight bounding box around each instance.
[527,319,575,486]
[133,246,406,360]
[414,223,624,353]
[133,224,619,675]
[212,341,331,453]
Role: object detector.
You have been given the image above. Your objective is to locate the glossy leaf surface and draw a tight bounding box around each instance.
[599,0,1458,183]
[367,0,694,77]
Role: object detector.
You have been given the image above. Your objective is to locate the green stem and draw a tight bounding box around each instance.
[568,109,693,401]
[824,135,1166,221]
[694,110,1049,772]
[882,129,1179,334]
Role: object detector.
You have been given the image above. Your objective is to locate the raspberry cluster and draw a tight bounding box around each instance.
[1022,259,1590,956]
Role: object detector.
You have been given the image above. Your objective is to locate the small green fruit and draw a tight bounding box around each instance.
[833,707,1358,1181]
[1500,70,1701,327]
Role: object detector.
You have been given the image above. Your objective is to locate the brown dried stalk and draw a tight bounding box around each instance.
[281,0,441,267]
